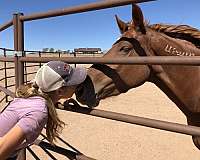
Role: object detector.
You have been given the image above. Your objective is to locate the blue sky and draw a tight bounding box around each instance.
[0,0,200,52]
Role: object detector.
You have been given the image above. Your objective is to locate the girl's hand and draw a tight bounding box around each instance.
[63,98,81,110]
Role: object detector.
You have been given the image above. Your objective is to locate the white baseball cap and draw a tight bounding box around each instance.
[34,61,87,92]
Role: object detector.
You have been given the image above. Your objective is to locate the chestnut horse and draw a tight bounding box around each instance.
[75,4,200,150]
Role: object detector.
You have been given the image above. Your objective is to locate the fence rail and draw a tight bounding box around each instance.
[18,56,200,65]
[20,0,155,21]
[58,103,200,136]
[2,54,200,65]
[0,20,13,32]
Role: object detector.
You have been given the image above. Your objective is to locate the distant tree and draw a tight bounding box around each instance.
[56,49,62,53]
[63,50,70,54]
[66,50,70,54]
[42,48,72,54]
[42,48,49,52]
[49,48,54,52]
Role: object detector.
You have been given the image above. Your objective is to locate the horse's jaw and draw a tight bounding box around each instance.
[96,84,121,100]
[89,74,121,103]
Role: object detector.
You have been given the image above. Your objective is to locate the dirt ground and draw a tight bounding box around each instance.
[0,55,200,159]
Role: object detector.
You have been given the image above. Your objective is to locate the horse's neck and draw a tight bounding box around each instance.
[150,67,200,116]
[149,30,200,56]
[148,31,200,115]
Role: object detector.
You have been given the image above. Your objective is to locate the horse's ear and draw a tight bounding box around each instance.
[132,4,146,34]
[115,15,128,34]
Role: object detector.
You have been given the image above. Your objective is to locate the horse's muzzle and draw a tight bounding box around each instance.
[75,75,99,108]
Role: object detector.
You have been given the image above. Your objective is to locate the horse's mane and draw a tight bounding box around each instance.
[149,24,200,49]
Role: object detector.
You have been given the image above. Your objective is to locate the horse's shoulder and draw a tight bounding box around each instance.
[149,24,200,49]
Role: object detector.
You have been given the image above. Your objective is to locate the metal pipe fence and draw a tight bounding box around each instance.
[2,52,200,159]
[0,0,198,159]
[12,55,200,136]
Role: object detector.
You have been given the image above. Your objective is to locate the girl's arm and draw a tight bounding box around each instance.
[0,124,26,159]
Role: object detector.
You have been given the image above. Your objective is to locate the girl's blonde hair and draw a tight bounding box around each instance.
[15,83,65,144]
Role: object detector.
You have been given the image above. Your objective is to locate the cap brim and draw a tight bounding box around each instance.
[65,67,87,86]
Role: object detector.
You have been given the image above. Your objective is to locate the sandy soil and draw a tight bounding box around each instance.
[1,54,200,159]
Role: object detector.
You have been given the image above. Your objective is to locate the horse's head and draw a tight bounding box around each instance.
[76,4,153,107]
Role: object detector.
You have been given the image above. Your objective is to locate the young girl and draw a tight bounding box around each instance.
[0,61,87,160]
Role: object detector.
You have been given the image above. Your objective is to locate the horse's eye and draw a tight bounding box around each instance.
[120,46,131,53]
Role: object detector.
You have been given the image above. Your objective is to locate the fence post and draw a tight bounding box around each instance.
[13,13,25,86]
[73,52,77,67]
[13,14,19,51]
[3,48,8,102]
[14,54,19,90]
[14,56,26,160]
[13,13,26,160]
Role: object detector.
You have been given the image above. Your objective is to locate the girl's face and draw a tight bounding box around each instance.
[57,85,77,99]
